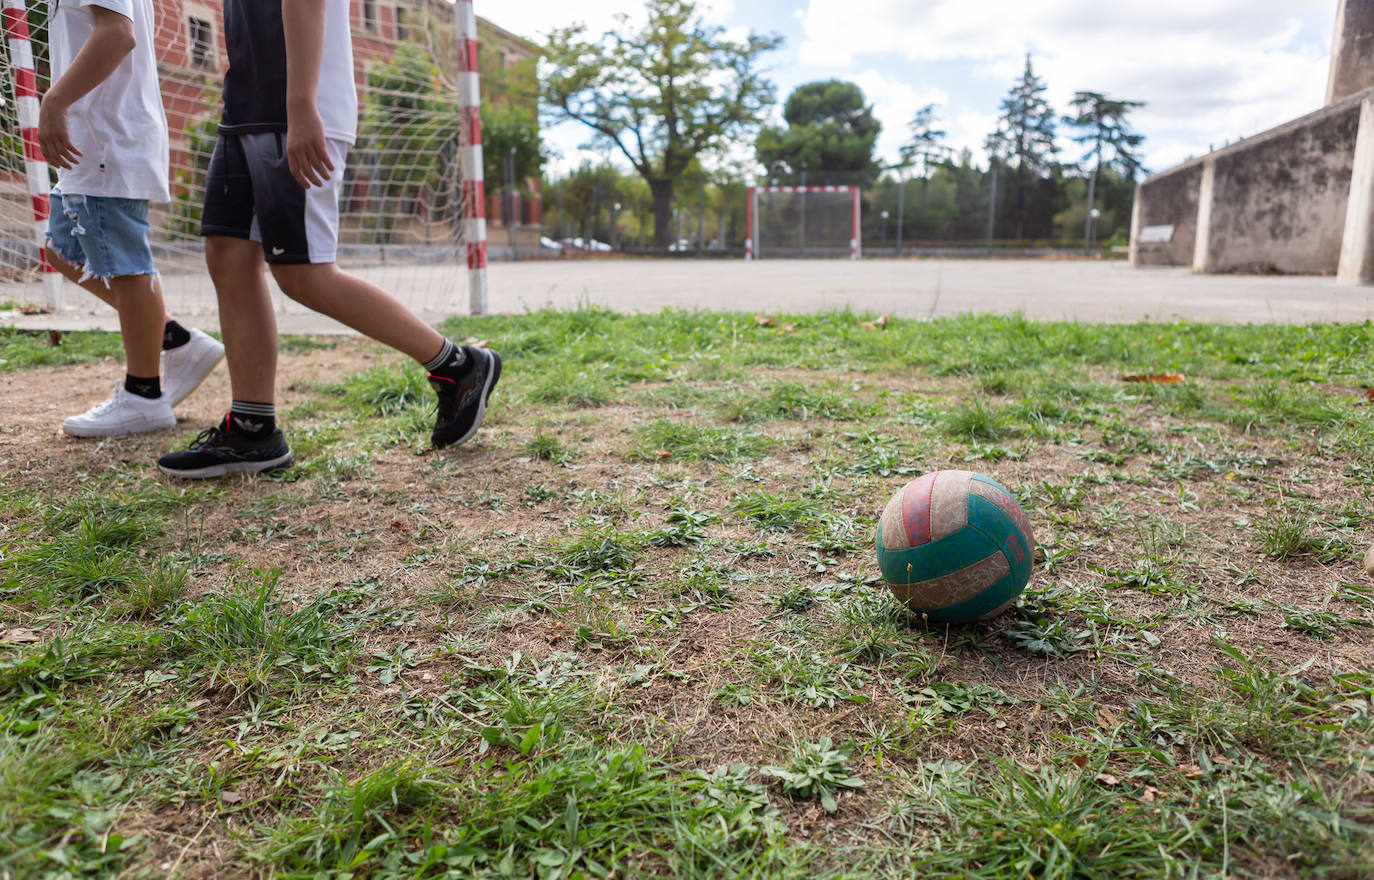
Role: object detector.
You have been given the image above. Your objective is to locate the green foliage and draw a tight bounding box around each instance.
[543,0,781,246]
[756,80,882,186]
[762,738,864,813]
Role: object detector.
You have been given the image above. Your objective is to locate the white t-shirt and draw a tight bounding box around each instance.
[48,0,170,201]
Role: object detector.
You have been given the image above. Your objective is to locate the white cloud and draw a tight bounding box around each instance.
[797,0,1334,170]
[848,70,947,165]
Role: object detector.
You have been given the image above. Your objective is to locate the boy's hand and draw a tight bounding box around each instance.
[286,101,333,189]
[37,96,81,170]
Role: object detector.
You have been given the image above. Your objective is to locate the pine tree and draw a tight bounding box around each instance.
[1063,91,1146,248]
[986,54,1058,239]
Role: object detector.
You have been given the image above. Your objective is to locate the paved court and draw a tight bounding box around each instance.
[3,258,1372,333]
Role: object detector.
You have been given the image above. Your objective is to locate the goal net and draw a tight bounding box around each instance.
[0,0,483,320]
[746,186,860,260]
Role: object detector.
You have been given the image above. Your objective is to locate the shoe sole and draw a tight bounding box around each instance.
[63,414,177,438]
[443,349,501,449]
[165,343,226,407]
[157,452,294,480]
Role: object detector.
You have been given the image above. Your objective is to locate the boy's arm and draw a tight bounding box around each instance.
[38,5,136,170]
[282,0,335,189]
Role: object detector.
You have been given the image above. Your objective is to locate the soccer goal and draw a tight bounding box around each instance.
[745,185,860,260]
[0,0,487,318]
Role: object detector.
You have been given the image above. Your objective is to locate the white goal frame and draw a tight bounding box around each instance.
[745,185,860,261]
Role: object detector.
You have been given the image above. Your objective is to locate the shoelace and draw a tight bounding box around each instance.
[185,425,227,450]
[83,386,125,417]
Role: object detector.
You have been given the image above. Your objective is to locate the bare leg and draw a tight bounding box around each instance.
[104,273,163,378]
[269,262,445,363]
[46,245,170,323]
[206,235,277,402]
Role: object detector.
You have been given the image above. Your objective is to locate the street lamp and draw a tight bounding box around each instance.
[1089,208,1101,251]
[880,210,890,248]
[611,202,622,250]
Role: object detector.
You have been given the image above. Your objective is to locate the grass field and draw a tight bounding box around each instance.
[2,309,1373,878]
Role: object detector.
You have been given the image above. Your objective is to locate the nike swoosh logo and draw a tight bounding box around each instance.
[271,247,286,256]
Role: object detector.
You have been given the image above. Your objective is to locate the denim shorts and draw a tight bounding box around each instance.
[47,188,156,282]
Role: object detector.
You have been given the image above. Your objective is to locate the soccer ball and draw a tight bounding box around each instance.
[875,470,1034,623]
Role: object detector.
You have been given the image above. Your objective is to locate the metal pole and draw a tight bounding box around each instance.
[799,170,807,256]
[985,161,999,256]
[506,147,517,260]
[453,0,487,313]
[896,172,905,257]
[697,175,705,256]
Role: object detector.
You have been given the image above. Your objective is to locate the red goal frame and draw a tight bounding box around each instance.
[745,185,860,261]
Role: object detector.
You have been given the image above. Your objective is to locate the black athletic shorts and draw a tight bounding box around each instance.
[200,132,346,265]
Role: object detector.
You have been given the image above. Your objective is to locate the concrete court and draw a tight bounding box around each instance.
[3,258,1373,334]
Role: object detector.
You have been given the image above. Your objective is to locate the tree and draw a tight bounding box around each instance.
[755,80,882,186]
[898,103,949,198]
[986,54,1058,239]
[543,0,781,248]
[1063,91,1145,247]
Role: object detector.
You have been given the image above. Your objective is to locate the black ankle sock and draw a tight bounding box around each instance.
[227,400,276,437]
[162,320,191,350]
[125,374,161,399]
[423,339,472,381]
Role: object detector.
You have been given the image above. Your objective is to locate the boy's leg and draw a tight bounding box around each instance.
[48,193,175,437]
[242,132,500,448]
[207,234,278,404]
[157,136,291,479]
[268,262,442,362]
[46,228,224,406]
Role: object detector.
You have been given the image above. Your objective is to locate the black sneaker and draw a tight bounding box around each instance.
[157,418,293,479]
[429,346,501,449]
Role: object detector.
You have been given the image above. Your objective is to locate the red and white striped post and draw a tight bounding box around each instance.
[453,0,487,315]
[3,0,61,308]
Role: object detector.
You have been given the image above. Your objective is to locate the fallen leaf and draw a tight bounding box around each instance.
[859,321,878,331]
[779,322,797,334]
[220,791,243,804]
[1,628,39,644]
[1069,755,1089,768]
[1180,763,1204,779]
[19,304,52,315]
[47,330,62,346]
[752,314,776,327]
[1366,386,1374,402]
[1140,785,1160,803]
[1212,755,1235,767]
[1097,708,1118,728]
[389,520,407,532]
[1096,772,1121,786]
[461,337,489,349]
[1122,373,1185,384]
[874,314,891,328]
[653,449,673,460]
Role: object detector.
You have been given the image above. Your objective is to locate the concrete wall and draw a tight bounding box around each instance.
[1203,101,1360,274]
[1132,90,1367,276]
[1132,162,1202,266]
[1328,0,1374,104]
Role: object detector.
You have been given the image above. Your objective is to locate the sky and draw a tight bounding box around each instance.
[483,0,1339,178]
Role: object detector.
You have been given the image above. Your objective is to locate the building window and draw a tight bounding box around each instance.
[362,0,377,31]
[395,5,407,40]
[188,17,214,69]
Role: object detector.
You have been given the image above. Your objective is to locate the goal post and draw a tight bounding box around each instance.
[0,0,489,317]
[746,185,860,260]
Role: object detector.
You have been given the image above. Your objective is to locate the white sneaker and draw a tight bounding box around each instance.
[63,384,176,437]
[163,329,224,407]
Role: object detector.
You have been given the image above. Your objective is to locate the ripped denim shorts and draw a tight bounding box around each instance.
[46,187,156,283]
